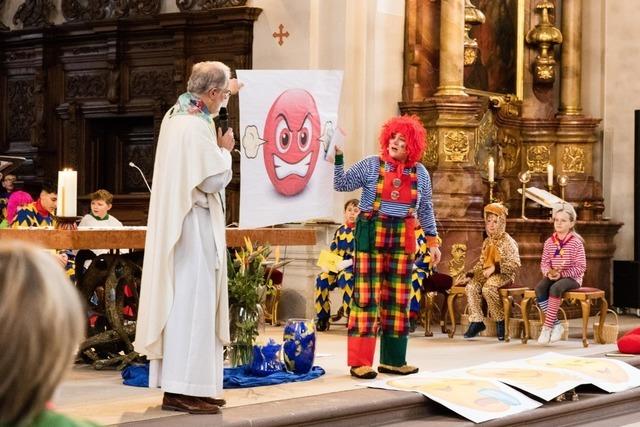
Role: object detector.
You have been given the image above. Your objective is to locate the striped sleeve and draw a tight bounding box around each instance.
[333,155,376,193]
[560,238,587,282]
[416,163,437,236]
[540,237,554,276]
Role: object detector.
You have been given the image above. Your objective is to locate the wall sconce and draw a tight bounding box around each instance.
[464,0,485,66]
[525,1,563,84]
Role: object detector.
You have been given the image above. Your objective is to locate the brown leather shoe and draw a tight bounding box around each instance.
[162,392,220,414]
[201,397,226,407]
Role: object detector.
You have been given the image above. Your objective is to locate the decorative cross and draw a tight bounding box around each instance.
[272,24,289,46]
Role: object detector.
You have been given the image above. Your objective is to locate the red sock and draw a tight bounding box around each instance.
[543,296,561,328]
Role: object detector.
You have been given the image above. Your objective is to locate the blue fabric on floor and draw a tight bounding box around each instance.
[122,363,149,387]
[223,366,325,389]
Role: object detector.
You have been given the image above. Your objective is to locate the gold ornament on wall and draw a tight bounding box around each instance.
[464,0,486,66]
[443,130,470,162]
[561,145,585,173]
[526,145,550,172]
[423,132,439,167]
[497,133,520,174]
[448,243,468,279]
[525,1,563,84]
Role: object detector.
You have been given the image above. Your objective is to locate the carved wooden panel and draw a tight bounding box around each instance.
[129,68,174,99]
[66,72,108,99]
[6,79,35,141]
[1,7,261,224]
[177,0,247,11]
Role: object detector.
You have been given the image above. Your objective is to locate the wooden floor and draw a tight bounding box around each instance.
[53,314,640,426]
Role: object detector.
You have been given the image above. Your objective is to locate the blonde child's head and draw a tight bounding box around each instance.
[0,242,84,425]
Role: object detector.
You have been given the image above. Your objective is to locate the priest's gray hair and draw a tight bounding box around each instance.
[0,242,84,425]
[187,61,231,95]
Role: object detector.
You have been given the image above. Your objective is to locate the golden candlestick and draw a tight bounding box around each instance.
[558,174,569,200]
[518,170,531,220]
[488,180,496,203]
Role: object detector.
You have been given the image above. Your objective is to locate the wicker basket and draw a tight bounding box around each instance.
[593,309,620,344]
[557,307,570,341]
[509,318,524,339]
[479,318,497,337]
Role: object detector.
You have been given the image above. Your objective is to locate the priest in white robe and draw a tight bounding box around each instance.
[134,61,237,415]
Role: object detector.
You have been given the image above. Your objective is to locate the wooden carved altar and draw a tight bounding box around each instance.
[0,2,261,225]
[401,0,621,300]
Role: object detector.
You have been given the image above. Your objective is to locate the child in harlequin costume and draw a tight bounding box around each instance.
[5,191,33,228]
[536,202,586,345]
[334,115,441,379]
[315,199,359,332]
[11,182,76,282]
[409,226,433,332]
[463,203,520,341]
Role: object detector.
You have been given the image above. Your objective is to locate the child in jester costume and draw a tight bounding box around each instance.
[334,115,441,379]
[314,198,360,332]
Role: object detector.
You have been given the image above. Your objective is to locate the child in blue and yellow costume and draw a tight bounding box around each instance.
[315,198,359,332]
[11,182,76,282]
[409,226,432,331]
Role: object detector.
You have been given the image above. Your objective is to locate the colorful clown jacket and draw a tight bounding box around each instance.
[314,222,355,319]
[11,200,54,228]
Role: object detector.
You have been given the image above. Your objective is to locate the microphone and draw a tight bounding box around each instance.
[128,162,152,192]
[218,107,228,134]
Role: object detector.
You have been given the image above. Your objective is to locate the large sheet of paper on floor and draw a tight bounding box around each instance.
[236,70,343,228]
[522,352,640,393]
[442,360,586,401]
[367,372,541,423]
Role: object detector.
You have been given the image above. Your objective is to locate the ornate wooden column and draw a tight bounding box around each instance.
[558,0,582,116]
[435,0,467,97]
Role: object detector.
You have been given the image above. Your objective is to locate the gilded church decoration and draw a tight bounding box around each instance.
[448,243,468,280]
[463,0,485,66]
[561,146,585,173]
[443,130,470,162]
[423,132,438,167]
[526,145,550,172]
[525,1,563,84]
[497,133,520,173]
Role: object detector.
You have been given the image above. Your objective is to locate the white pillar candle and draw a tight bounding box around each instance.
[488,156,495,182]
[547,164,554,187]
[57,169,77,217]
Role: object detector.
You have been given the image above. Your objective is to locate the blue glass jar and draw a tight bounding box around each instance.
[282,318,316,374]
[248,339,285,376]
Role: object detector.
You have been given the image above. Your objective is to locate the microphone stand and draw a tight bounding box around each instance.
[128,162,152,192]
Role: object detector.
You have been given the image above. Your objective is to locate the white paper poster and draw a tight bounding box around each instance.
[368,372,541,424]
[237,70,343,228]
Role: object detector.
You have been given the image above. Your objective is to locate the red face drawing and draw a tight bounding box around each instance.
[263,89,321,196]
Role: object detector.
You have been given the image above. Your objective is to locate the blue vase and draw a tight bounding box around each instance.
[248,339,285,377]
[282,318,316,374]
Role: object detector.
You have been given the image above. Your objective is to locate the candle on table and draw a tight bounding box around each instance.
[547,164,554,187]
[488,156,495,182]
[57,169,77,217]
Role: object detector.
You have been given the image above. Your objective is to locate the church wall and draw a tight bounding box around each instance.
[245,0,406,320]
[599,0,639,261]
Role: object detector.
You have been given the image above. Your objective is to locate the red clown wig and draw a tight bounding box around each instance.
[378,115,427,165]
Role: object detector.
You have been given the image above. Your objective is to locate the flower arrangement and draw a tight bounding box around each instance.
[226,237,291,366]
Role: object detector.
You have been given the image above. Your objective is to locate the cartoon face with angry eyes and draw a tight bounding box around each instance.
[261,89,321,196]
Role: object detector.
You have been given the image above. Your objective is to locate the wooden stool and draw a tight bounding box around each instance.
[423,291,449,336]
[498,284,528,342]
[521,287,607,347]
[446,284,467,338]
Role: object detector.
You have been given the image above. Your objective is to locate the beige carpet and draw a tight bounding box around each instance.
[53,315,640,426]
